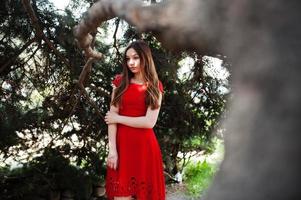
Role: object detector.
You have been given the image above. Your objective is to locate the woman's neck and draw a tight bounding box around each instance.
[132,73,144,83]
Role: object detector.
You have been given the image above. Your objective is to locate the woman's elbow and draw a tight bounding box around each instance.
[145,120,156,129]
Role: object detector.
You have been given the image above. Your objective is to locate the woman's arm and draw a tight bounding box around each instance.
[108,104,118,152]
[107,87,119,170]
[105,93,162,129]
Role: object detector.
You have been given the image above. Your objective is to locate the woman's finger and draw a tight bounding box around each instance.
[112,161,116,170]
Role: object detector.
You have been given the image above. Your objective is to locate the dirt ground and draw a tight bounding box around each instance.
[166,183,195,200]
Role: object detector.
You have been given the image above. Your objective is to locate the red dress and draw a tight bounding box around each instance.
[105,74,166,200]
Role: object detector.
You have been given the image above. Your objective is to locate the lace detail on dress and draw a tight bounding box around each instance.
[106,176,165,200]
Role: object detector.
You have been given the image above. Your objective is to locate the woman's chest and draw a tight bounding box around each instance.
[121,84,147,107]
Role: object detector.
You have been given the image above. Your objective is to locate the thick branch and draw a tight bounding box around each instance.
[73,0,221,59]
[78,57,95,86]
[77,58,104,119]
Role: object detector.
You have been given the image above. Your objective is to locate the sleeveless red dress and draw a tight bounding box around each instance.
[105,74,166,200]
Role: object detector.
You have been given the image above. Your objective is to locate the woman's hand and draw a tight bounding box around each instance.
[107,150,118,170]
[105,111,119,124]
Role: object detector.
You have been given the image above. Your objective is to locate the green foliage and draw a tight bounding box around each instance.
[183,161,216,198]
[0,103,22,152]
[182,138,224,198]
[0,148,93,200]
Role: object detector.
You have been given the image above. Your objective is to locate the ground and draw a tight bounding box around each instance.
[166,183,194,200]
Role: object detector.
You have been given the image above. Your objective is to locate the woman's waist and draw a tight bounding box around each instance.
[119,110,146,117]
[117,124,153,131]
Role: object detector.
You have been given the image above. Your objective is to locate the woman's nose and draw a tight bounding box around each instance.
[129,59,134,64]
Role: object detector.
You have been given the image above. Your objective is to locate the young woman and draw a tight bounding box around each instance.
[104,40,165,200]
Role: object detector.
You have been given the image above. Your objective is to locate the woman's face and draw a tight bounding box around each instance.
[126,48,141,74]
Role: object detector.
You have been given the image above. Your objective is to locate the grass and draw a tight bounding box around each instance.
[182,138,224,198]
[183,160,217,198]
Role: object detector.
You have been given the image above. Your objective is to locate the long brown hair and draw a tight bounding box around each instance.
[111,40,161,109]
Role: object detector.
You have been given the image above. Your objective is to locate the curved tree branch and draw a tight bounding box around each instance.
[73,0,221,59]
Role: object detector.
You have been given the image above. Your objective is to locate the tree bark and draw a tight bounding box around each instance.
[73,0,222,58]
